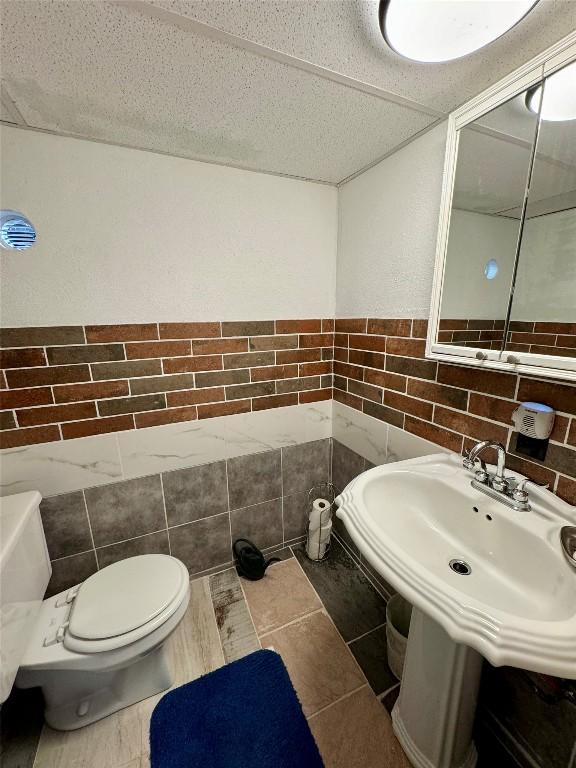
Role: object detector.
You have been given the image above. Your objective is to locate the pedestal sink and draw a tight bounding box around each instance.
[335,453,576,768]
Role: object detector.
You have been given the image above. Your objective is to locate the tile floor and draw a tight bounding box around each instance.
[10,540,410,768]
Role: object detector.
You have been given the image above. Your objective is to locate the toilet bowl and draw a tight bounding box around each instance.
[16,553,190,731]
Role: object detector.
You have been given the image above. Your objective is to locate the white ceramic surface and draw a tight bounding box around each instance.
[0,491,51,703]
[336,453,576,677]
[68,555,187,643]
[393,607,482,768]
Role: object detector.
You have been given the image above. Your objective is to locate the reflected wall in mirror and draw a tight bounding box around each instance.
[438,87,540,349]
[506,60,576,359]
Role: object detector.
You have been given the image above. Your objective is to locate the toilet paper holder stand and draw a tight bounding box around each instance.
[305,482,336,562]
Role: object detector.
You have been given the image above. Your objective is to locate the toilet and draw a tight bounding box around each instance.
[1,491,190,731]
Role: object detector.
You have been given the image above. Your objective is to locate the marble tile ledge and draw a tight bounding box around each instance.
[332,400,448,468]
[0,401,332,498]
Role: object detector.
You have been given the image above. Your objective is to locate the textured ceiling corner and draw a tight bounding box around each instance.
[0,0,574,183]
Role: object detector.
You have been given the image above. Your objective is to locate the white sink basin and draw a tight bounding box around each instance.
[335,453,576,679]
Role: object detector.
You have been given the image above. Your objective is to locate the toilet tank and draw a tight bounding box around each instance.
[0,491,51,703]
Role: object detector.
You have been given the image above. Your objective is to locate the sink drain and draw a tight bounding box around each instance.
[449,559,471,575]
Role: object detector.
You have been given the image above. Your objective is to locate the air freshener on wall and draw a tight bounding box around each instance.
[512,402,556,461]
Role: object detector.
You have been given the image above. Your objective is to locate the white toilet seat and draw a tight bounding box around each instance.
[15,548,191,730]
[64,555,189,654]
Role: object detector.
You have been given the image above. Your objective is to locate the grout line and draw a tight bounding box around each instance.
[289,550,369,664]
[346,622,386,646]
[188,559,235,581]
[259,607,325,640]
[82,489,99,569]
[236,573,263,651]
[93,527,170,552]
[284,538,383,695]
[114,432,126,481]
[50,547,95,563]
[168,510,230,531]
[159,472,172,556]
[224,460,233,563]
[262,541,297,558]
[306,683,369,720]
[280,446,286,544]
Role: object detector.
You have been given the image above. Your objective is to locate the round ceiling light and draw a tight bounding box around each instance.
[379,0,540,63]
[526,61,576,121]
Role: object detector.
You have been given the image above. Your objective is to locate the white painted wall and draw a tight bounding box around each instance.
[336,121,575,325]
[0,126,337,326]
[441,210,518,320]
[336,122,448,319]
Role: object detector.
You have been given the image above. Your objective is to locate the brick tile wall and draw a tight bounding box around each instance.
[0,320,334,448]
[440,319,576,357]
[333,318,576,505]
[1,316,575,507]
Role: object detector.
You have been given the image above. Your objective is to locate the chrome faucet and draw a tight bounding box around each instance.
[463,440,508,491]
[463,439,545,511]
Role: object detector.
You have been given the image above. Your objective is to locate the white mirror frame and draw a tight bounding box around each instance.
[427,30,576,383]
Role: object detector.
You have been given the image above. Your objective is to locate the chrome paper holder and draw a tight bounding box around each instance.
[304,482,335,562]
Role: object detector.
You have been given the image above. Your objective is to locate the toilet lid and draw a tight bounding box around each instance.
[68,555,186,640]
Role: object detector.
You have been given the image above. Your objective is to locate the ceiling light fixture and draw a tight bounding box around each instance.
[526,61,576,121]
[379,0,540,63]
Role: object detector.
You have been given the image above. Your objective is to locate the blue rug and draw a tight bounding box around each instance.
[150,649,324,768]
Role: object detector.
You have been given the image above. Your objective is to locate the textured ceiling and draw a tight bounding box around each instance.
[150,0,576,112]
[1,0,575,183]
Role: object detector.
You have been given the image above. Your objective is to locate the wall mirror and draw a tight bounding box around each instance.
[428,35,576,382]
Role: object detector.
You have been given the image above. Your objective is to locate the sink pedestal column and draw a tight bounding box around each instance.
[392,608,483,768]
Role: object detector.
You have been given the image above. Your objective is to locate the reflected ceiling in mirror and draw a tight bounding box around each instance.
[437,88,540,349]
[506,61,576,359]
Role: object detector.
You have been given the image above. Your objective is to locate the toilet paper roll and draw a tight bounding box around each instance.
[307,540,328,560]
[306,519,332,559]
[309,498,331,532]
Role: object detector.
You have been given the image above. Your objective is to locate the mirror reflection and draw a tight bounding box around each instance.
[506,61,576,359]
[438,88,540,350]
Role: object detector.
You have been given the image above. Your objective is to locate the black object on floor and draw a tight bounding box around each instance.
[233,538,280,580]
[0,686,44,768]
[150,649,324,768]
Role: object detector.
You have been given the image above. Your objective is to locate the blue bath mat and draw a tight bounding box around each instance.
[150,649,324,768]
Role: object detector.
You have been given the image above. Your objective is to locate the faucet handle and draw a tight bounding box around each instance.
[491,474,510,493]
[462,448,474,470]
[511,478,549,503]
[462,454,475,471]
[462,451,487,474]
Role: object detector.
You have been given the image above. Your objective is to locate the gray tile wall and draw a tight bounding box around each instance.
[329,438,576,768]
[40,438,331,596]
[331,439,377,566]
